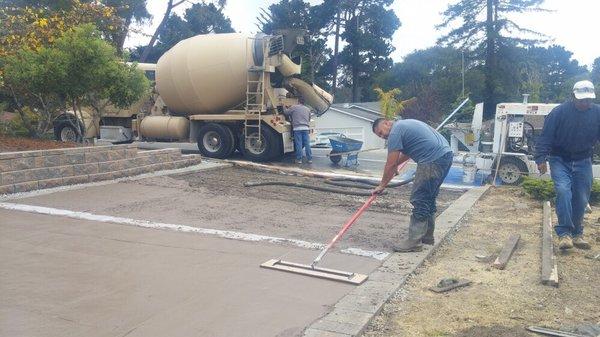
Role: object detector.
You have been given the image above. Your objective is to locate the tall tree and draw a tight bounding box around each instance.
[137,1,233,63]
[104,0,151,54]
[337,0,400,102]
[139,0,186,63]
[3,24,149,138]
[592,57,600,89]
[2,0,149,53]
[524,45,587,102]
[376,46,483,123]
[261,0,336,88]
[438,0,546,118]
[184,1,234,35]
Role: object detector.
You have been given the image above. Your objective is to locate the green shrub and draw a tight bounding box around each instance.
[521,176,556,201]
[521,176,600,205]
[591,180,600,204]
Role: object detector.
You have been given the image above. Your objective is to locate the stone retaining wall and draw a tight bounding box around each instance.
[0,144,201,194]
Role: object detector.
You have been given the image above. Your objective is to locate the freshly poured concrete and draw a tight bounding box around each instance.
[0,209,379,337]
[13,169,463,253]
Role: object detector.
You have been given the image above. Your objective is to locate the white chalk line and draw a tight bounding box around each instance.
[0,202,389,261]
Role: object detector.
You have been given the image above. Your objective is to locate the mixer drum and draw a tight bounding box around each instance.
[156,33,257,115]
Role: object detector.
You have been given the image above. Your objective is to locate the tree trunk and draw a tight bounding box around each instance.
[308,42,315,83]
[72,98,85,142]
[140,0,184,63]
[332,6,341,98]
[115,15,133,55]
[349,9,361,103]
[483,0,495,119]
[351,43,359,103]
[8,86,39,138]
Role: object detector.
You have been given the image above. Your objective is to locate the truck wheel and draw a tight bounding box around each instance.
[197,123,235,159]
[240,126,281,162]
[496,156,528,185]
[55,124,81,142]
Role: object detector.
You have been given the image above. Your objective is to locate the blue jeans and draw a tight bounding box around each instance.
[410,152,453,220]
[549,156,592,237]
[293,130,312,161]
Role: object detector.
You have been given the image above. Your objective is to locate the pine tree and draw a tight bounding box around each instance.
[337,0,400,102]
[260,0,336,88]
[592,57,600,89]
[438,0,546,118]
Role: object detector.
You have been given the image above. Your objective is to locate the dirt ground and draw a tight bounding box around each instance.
[364,187,600,337]
[0,135,77,151]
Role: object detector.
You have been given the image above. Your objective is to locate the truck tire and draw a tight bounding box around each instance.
[197,123,235,159]
[54,114,83,142]
[496,156,529,185]
[240,125,281,162]
[54,123,83,142]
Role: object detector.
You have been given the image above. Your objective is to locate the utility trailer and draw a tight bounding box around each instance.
[446,97,600,185]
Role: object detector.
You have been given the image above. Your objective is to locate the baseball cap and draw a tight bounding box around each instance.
[573,80,596,100]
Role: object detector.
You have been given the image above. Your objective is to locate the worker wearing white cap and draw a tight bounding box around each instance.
[535,80,599,250]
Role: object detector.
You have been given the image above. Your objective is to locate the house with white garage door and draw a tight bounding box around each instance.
[315,102,386,149]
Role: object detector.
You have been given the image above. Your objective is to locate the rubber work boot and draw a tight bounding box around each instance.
[572,235,591,250]
[558,235,574,250]
[421,215,435,245]
[392,216,428,252]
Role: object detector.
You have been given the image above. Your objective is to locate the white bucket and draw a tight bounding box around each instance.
[463,164,477,184]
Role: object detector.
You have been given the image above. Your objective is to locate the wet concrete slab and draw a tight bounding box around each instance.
[0,209,380,337]
[12,168,463,253]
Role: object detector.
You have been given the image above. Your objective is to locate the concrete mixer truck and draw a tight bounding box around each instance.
[52,29,333,161]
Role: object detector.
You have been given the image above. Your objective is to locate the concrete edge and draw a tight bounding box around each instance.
[302,185,492,337]
[0,160,230,201]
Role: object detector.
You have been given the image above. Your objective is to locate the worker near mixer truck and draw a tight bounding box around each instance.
[283,97,313,164]
[535,80,600,250]
[371,118,453,252]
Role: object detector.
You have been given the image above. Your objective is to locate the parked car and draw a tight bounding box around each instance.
[311,132,345,148]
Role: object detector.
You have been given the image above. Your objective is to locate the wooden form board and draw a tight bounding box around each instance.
[541,201,559,287]
[492,234,521,270]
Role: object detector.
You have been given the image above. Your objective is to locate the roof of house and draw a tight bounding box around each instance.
[328,102,382,122]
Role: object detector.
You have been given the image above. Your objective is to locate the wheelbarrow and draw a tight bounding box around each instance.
[328,135,363,167]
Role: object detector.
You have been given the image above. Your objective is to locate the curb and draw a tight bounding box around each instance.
[302,185,491,337]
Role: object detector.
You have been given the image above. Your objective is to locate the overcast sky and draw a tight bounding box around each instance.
[125,0,600,67]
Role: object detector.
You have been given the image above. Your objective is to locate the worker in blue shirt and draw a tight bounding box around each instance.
[535,80,600,250]
[372,118,453,252]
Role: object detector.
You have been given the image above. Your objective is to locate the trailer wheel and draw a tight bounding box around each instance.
[496,156,528,185]
[197,123,235,159]
[240,126,281,162]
